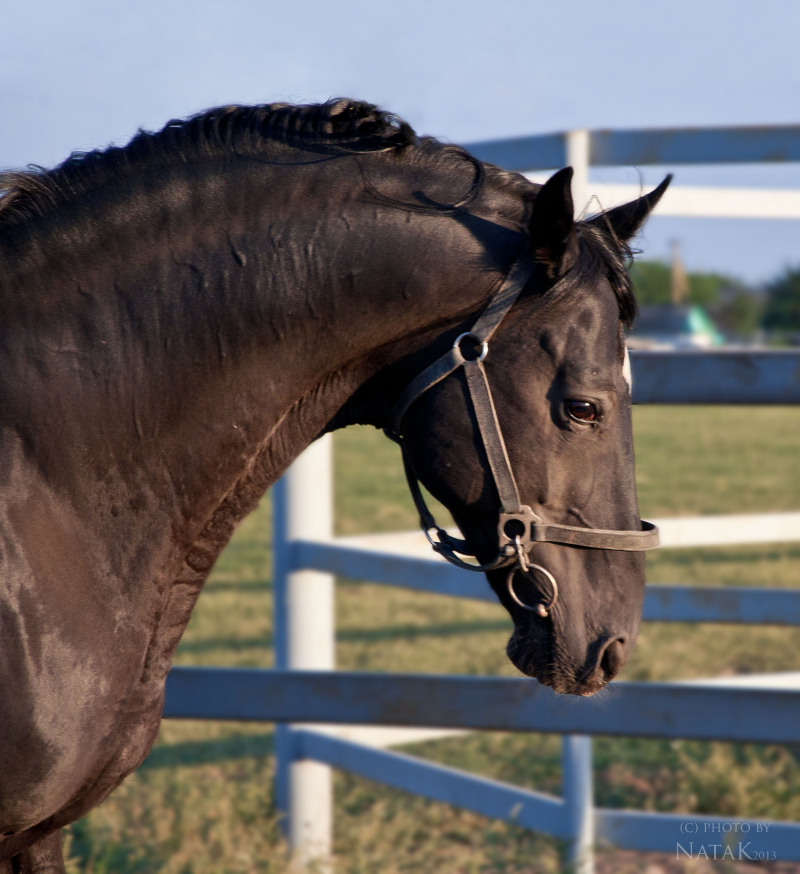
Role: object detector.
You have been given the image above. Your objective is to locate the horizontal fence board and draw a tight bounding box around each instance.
[630,350,800,404]
[304,723,469,748]
[683,671,800,690]
[465,125,800,171]
[595,808,800,861]
[464,133,566,171]
[294,729,800,860]
[523,178,800,220]
[655,513,800,548]
[294,730,568,838]
[606,182,800,220]
[591,126,800,167]
[301,511,800,568]
[164,668,800,745]
[296,540,800,625]
[642,585,800,625]
[294,540,494,601]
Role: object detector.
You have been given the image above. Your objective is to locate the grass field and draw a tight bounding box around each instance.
[62,407,800,873]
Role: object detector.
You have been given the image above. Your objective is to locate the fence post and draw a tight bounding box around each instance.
[562,734,594,874]
[565,129,590,219]
[273,435,335,871]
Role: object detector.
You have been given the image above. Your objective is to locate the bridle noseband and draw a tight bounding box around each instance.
[385,251,659,618]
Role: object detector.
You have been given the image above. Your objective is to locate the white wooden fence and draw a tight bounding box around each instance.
[165,125,800,872]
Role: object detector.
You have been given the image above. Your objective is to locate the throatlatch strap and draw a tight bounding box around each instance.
[388,346,464,437]
[387,252,537,437]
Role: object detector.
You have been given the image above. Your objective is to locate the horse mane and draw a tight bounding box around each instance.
[0,99,420,230]
[0,97,634,327]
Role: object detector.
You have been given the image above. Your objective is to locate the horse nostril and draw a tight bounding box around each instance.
[599,637,627,681]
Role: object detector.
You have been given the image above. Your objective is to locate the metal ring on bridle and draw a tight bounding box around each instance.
[507,563,559,618]
[453,332,488,362]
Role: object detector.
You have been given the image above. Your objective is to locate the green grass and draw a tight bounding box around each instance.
[62,407,800,873]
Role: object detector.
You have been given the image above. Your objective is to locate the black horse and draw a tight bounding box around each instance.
[0,99,668,871]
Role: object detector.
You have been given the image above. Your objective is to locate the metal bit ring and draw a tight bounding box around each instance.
[506,563,559,618]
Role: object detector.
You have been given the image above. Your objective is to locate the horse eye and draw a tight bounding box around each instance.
[565,400,598,423]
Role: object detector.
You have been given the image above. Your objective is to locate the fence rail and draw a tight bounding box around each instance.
[295,536,800,625]
[630,349,800,404]
[466,124,800,227]
[164,668,800,746]
[163,667,800,863]
[466,124,800,171]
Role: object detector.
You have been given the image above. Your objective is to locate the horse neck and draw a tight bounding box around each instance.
[2,152,521,555]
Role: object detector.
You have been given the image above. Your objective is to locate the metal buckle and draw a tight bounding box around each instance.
[497,505,538,557]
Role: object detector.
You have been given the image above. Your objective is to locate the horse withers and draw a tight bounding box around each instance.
[0,99,667,870]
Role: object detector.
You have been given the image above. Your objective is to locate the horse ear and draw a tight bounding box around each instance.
[529,167,576,275]
[589,175,672,244]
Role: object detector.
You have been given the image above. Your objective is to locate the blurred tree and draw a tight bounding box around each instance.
[713,291,763,337]
[630,260,742,308]
[761,265,800,331]
[629,261,672,305]
[630,259,765,339]
[688,272,727,307]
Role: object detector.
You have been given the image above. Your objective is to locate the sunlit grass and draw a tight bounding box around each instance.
[63,407,800,872]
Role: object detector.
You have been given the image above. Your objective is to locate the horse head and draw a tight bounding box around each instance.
[395,168,670,696]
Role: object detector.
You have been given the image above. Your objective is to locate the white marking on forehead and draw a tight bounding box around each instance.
[622,347,633,393]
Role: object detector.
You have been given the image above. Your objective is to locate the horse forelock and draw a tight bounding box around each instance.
[523,221,637,371]
[571,221,638,331]
[0,99,419,231]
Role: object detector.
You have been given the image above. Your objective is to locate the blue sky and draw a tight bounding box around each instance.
[2,0,799,284]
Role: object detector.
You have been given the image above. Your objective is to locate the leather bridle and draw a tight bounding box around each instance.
[385,250,659,618]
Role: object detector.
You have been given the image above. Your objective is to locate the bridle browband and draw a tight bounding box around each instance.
[385,250,659,618]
